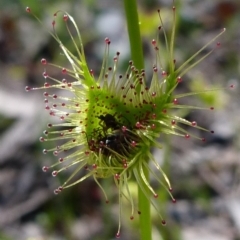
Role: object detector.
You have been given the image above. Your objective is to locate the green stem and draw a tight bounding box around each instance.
[123,0,144,70]
[123,1,152,240]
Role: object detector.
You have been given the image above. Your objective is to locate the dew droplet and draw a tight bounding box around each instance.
[151,39,156,46]
[52,171,58,177]
[115,232,120,238]
[39,137,45,142]
[115,174,120,179]
[54,189,59,195]
[135,122,141,128]
[173,98,178,104]
[62,68,67,74]
[131,141,137,147]
[177,76,182,83]
[26,7,31,13]
[44,82,50,88]
[185,134,190,139]
[191,121,197,126]
[43,149,48,154]
[25,86,31,92]
[42,71,48,79]
[41,58,47,65]
[63,14,68,21]
[42,166,49,172]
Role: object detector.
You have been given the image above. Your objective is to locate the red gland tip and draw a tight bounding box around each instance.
[43,149,48,154]
[173,98,178,104]
[151,124,156,129]
[39,137,45,142]
[130,216,134,220]
[162,70,167,76]
[114,174,120,179]
[25,86,31,92]
[121,126,127,132]
[63,14,68,21]
[151,39,156,46]
[161,220,167,226]
[152,113,156,119]
[26,7,31,13]
[42,166,49,172]
[162,109,167,113]
[172,199,177,203]
[54,189,59,195]
[41,58,47,65]
[44,82,50,88]
[43,130,48,135]
[185,134,190,139]
[53,11,60,17]
[135,122,141,128]
[53,151,58,156]
[131,141,137,147]
[154,193,158,198]
[191,121,197,126]
[115,232,120,238]
[42,71,48,79]
[152,91,156,97]
[105,37,110,44]
[123,163,128,168]
[177,76,182,83]
[52,171,58,177]
[62,68,67,74]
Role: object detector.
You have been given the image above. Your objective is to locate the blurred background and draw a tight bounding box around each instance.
[0,0,240,239]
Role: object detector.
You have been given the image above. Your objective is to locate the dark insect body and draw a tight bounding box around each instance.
[98,114,120,132]
[88,114,138,157]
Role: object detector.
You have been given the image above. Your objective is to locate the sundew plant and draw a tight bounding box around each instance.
[25,1,229,239]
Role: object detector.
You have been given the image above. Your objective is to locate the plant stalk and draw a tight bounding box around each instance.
[123,1,152,239]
